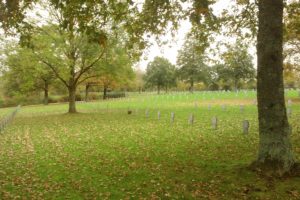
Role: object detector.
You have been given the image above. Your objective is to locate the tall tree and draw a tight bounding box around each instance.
[177,33,209,92]
[2,45,55,105]
[133,68,145,94]
[255,0,294,174]
[218,41,255,91]
[144,57,176,94]
[1,0,141,113]
[91,39,135,99]
[25,24,105,113]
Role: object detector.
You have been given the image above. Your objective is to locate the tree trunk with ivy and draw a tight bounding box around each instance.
[255,0,295,174]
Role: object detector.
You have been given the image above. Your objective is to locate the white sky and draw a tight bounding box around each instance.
[137,20,192,71]
[136,0,254,71]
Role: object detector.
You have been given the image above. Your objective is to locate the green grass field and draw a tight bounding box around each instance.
[0,91,300,199]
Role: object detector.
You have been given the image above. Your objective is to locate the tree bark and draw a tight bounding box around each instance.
[190,79,194,93]
[103,86,108,100]
[234,79,238,92]
[85,83,90,102]
[255,0,294,173]
[43,80,49,105]
[68,85,77,113]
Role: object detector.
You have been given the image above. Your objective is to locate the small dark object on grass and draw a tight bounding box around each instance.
[128,110,132,115]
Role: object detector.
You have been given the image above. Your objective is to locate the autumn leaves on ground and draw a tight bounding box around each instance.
[0,91,300,199]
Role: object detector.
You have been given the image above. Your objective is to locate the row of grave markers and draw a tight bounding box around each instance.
[137,109,251,134]
[130,98,294,134]
[0,105,21,133]
[126,101,294,116]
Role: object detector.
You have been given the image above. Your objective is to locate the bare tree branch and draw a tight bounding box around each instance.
[77,75,100,86]
[74,49,105,84]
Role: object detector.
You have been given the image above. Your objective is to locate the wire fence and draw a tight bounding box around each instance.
[0,105,21,133]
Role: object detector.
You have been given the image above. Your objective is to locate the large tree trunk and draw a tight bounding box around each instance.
[255,0,294,174]
[68,85,77,113]
[43,80,49,105]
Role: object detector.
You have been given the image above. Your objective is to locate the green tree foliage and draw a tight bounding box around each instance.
[25,24,105,113]
[1,0,141,113]
[284,1,300,64]
[2,45,55,104]
[132,68,145,93]
[176,33,209,92]
[217,41,255,91]
[0,0,35,32]
[144,57,176,94]
[90,38,135,99]
[283,62,300,88]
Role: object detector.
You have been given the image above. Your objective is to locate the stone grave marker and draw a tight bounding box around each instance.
[189,114,194,125]
[212,117,218,129]
[240,105,245,113]
[171,112,175,123]
[222,105,226,111]
[288,99,292,107]
[287,107,292,118]
[208,105,211,111]
[243,120,250,134]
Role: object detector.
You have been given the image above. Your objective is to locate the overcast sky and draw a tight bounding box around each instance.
[136,0,254,71]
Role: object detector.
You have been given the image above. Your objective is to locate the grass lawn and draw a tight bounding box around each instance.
[0,91,300,199]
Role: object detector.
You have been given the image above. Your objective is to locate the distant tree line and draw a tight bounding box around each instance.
[143,37,256,94]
